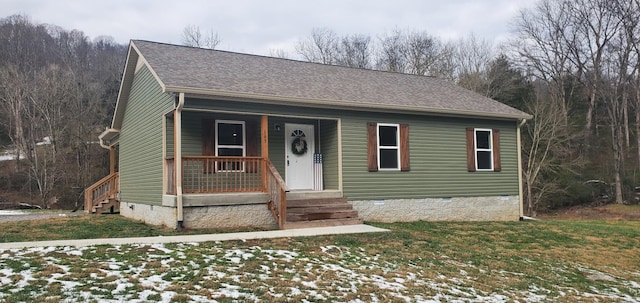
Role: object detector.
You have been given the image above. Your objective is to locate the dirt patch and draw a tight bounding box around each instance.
[538,204,640,220]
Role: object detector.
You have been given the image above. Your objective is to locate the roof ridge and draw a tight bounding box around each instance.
[131,39,442,80]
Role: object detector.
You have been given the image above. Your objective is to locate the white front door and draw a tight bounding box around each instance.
[285,123,314,190]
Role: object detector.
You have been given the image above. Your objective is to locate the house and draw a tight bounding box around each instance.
[86,40,532,229]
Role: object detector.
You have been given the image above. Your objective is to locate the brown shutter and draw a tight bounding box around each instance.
[400,124,410,171]
[245,120,259,173]
[202,119,216,173]
[492,129,501,172]
[466,128,476,172]
[367,122,378,172]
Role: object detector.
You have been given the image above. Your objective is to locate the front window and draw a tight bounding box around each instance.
[378,123,400,170]
[215,120,245,171]
[474,129,493,171]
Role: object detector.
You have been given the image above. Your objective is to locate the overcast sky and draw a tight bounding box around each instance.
[5,0,536,57]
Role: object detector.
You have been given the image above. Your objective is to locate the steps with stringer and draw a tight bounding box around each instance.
[92,196,120,214]
[283,197,362,229]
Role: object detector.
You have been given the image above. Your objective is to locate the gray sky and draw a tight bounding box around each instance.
[5,0,536,57]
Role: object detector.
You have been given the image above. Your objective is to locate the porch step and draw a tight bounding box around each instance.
[282,218,364,230]
[287,197,349,208]
[93,197,120,214]
[286,197,360,224]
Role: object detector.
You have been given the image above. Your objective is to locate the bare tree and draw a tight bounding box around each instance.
[268,49,290,59]
[376,29,407,72]
[336,34,373,68]
[296,28,339,64]
[509,0,579,126]
[522,83,579,215]
[182,24,221,49]
[455,34,495,93]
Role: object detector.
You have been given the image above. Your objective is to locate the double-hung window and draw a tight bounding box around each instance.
[377,123,400,170]
[215,120,245,171]
[367,122,410,172]
[474,129,493,171]
[466,127,501,172]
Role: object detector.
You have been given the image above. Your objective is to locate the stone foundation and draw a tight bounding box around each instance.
[350,196,520,222]
[120,202,178,228]
[120,201,277,229]
[182,204,277,229]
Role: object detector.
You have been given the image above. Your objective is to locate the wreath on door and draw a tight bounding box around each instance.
[291,137,308,155]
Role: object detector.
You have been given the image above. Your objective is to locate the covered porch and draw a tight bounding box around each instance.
[162,109,357,229]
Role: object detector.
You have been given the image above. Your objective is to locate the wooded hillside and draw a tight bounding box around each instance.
[0,15,126,208]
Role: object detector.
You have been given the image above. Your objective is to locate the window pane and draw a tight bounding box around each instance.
[379,126,398,146]
[218,148,243,156]
[218,123,243,145]
[380,149,399,169]
[476,130,490,149]
[477,151,492,170]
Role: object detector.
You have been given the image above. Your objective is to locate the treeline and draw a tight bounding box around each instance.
[289,0,640,214]
[2,0,639,214]
[0,15,126,208]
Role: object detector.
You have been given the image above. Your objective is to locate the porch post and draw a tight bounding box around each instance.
[175,93,185,228]
[109,146,116,174]
[261,115,269,191]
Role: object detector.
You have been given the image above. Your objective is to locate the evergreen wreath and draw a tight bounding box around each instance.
[291,137,308,155]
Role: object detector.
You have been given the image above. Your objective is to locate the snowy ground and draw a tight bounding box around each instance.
[0,241,638,302]
[0,210,24,216]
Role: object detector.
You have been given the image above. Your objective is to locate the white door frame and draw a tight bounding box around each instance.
[285,123,314,190]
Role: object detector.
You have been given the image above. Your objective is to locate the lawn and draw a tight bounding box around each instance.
[0,214,638,302]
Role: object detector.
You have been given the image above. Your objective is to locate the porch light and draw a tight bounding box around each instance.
[274,124,282,132]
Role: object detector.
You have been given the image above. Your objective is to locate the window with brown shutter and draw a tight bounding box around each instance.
[400,124,410,171]
[367,122,410,172]
[367,122,378,172]
[466,128,501,172]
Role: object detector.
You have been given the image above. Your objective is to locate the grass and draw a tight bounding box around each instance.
[0,215,269,243]
[0,212,638,301]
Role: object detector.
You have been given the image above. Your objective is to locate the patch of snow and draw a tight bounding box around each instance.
[0,210,24,215]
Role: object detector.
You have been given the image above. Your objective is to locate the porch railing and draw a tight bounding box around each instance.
[167,156,288,228]
[84,172,119,213]
[265,159,288,228]
[181,156,264,193]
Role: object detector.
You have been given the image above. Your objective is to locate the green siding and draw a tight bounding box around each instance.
[182,98,520,199]
[319,120,339,190]
[340,112,518,200]
[119,65,175,205]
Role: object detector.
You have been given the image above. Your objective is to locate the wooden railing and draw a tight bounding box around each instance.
[168,156,288,227]
[181,156,263,193]
[84,172,119,213]
[265,159,288,228]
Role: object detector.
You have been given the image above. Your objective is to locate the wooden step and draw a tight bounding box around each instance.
[93,197,120,214]
[282,218,364,230]
[287,204,354,214]
[287,210,359,222]
[285,196,359,223]
[287,197,349,208]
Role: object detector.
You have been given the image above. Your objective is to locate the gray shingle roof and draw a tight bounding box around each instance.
[132,40,530,119]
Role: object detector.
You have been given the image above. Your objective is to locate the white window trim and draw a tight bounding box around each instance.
[377,123,401,171]
[474,128,494,171]
[215,120,246,172]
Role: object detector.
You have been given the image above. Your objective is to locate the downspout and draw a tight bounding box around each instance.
[175,93,185,229]
[517,118,527,220]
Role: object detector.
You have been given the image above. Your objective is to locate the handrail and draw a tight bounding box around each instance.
[182,156,264,193]
[264,159,288,228]
[84,172,119,213]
